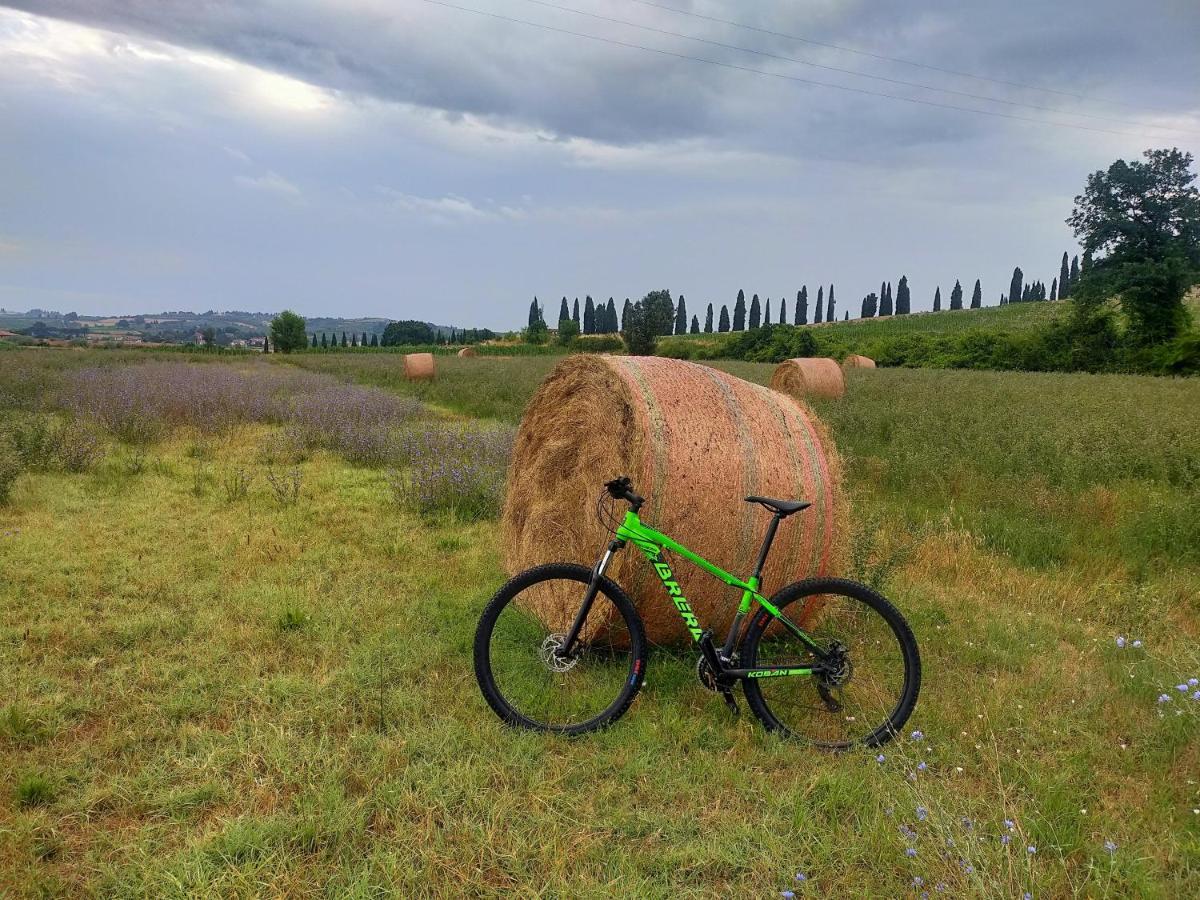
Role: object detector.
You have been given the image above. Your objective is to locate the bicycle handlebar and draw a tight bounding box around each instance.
[603,476,644,512]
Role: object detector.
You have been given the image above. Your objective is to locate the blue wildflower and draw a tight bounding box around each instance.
[1104,840,1117,854]
[1115,636,1126,648]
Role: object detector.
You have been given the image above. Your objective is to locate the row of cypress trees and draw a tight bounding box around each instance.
[310,331,378,348]
[526,248,1085,335]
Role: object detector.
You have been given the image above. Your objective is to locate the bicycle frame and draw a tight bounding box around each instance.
[572,509,829,680]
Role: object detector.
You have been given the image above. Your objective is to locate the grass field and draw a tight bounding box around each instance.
[2,349,1198,897]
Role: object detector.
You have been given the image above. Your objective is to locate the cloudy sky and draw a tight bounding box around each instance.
[1,1,1197,329]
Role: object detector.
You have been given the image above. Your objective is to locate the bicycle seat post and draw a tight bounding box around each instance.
[752,513,784,582]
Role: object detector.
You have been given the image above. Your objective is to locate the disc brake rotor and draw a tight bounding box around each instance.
[539,633,580,673]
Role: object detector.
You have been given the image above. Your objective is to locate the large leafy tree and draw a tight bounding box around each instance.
[381,320,435,346]
[623,295,659,355]
[1068,148,1200,342]
[269,310,307,353]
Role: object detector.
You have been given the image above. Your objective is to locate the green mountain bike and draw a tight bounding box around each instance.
[474,477,921,748]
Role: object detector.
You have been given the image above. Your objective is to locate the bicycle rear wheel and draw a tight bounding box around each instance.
[474,563,647,734]
[740,577,920,749]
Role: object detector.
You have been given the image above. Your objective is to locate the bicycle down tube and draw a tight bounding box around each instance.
[613,510,828,677]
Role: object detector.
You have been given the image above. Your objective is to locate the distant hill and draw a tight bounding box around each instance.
[0,307,472,346]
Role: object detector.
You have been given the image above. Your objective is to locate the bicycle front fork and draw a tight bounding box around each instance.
[558,541,623,657]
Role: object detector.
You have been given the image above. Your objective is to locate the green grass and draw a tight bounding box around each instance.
[1,351,1198,896]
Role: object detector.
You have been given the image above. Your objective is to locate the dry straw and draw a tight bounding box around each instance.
[457,347,477,358]
[843,354,877,369]
[502,355,845,644]
[770,357,846,400]
[403,352,435,380]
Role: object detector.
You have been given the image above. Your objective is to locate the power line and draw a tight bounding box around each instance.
[623,0,1139,109]
[520,0,1191,135]
[417,0,1162,139]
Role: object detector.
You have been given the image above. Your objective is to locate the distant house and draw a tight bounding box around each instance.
[0,329,17,339]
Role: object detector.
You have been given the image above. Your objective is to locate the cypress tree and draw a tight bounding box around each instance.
[814,286,824,324]
[321,332,328,348]
[310,333,317,348]
[933,287,942,311]
[1008,267,1024,305]
[558,297,570,324]
[895,275,911,315]
[779,296,787,324]
[1050,277,1058,302]
[351,333,358,347]
[733,290,746,331]
[879,282,893,316]
[704,303,713,333]
[371,333,379,347]
[796,287,808,325]
[949,279,963,310]
[971,279,982,308]
[861,292,878,318]
[827,291,836,321]
[528,298,540,327]
[607,298,618,333]
[1059,252,1071,299]
[584,296,596,334]
[844,311,848,321]
[690,314,700,334]
[764,298,772,326]
[674,295,688,335]
[718,305,730,332]
[262,335,269,353]
[749,294,761,329]
[621,298,631,331]
[1069,255,1079,286]
[572,298,580,324]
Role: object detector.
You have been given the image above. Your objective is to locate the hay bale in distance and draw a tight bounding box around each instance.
[457,347,477,358]
[769,358,846,400]
[502,356,844,645]
[403,352,435,380]
[843,354,876,369]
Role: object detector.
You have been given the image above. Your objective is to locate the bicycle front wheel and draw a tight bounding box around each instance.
[740,577,920,749]
[474,563,647,734]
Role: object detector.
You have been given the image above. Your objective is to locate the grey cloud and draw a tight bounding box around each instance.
[6,0,1198,150]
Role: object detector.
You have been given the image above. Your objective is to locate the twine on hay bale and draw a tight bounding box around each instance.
[403,352,435,380]
[501,355,846,645]
[457,347,477,358]
[843,354,876,369]
[769,358,846,400]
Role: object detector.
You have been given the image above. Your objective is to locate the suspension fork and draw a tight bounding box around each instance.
[558,540,624,656]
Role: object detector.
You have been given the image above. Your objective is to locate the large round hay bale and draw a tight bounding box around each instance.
[502,356,844,644]
[770,358,846,400]
[457,347,477,358]
[403,352,435,380]
[843,354,876,369]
